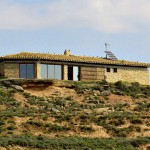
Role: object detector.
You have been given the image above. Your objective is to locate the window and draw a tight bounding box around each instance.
[27,64,34,78]
[48,65,54,78]
[20,64,34,79]
[55,65,62,80]
[106,68,110,72]
[20,64,26,78]
[113,68,117,73]
[41,64,62,80]
[41,64,47,78]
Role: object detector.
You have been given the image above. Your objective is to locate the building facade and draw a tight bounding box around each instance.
[0,50,149,85]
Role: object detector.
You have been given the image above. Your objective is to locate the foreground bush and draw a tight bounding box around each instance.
[0,134,150,150]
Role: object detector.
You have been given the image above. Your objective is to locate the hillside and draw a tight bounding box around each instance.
[0,79,150,150]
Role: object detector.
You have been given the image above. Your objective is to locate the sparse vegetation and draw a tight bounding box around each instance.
[114,81,150,98]
[0,79,149,149]
[0,134,149,149]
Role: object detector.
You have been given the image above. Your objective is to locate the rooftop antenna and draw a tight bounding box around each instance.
[105,42,110,51]
[104,43,118,60]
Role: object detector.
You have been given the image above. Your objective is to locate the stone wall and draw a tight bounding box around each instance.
[4,63,19,78]
[63,65,68,80]
[36,61,41,79]
[105,66,149,85]
[2,61,149,85]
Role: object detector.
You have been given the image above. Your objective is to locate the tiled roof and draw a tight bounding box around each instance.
[0,52,150,67]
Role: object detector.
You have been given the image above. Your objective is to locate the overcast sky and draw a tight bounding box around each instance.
[0,0,150,63]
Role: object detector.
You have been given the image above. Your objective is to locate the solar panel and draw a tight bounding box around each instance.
[104,51,118,60]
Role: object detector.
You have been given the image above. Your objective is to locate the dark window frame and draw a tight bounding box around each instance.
[106,68,110,72]
[113,68,118,73]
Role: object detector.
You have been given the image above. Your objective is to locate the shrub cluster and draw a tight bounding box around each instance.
[114,81,150,98]
[0,134,149,149]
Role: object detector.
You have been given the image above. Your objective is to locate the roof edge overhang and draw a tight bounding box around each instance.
[1,58,150,68]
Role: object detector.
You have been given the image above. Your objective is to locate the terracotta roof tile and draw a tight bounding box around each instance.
[0,52,150,67]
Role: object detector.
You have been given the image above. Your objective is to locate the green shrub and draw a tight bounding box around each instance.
[134,103,150,111]
[41,115,48,121]
[27,97,37,105]
[75,86,84,94]
[7,126,15,130]
[79,126,94,132]
[7,120,15,124]
[66,96,72,100]
[0,120,5,126]
[115,81,127,90]
[113,81,150,98]
[103,125,141,137]
[0,127,4,133]
[45,123,70,132]
[0,134,150,149]
[0,76,7,79]
[109,119,125,126]
[0,107,38,118]
[26,121,43,127]
[0,90,20,106]
[131,118,143,124]
[79,114,90,120]
[54,99,66,107]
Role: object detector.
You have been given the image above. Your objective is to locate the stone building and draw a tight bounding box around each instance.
[0,50,149,85]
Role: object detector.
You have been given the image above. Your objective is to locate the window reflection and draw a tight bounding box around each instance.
[20,64,26,78]
[27,64,34,78]
[55,65,61,80]
[48,65,54,79]
[20,64,34,79]
[41,64,47,78]
[41,64,62,80]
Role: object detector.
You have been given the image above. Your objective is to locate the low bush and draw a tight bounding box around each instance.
[114,81,150,98]
[75,86,85,94]
[0,135,149,149]
[109,119,126,126]
[26,120,43,127]
[131,118,143,124]
[134,103,150,111]
[0,107,38,118]
[79,126,94,132]
[7,126,15,130]
[45,123,70,132]
[0,120,5,126]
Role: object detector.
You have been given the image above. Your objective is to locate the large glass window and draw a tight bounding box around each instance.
[48,65,54,79]
[41,64,47,78]
[27,64,34,78]
[41,64,62,80]
[20,64,26,78]
[20,64,34,79]
[55,65,62,80]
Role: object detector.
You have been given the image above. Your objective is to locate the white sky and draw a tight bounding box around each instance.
[0,0,150,63]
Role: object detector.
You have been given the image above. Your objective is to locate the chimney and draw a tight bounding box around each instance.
[64,50,71,56]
